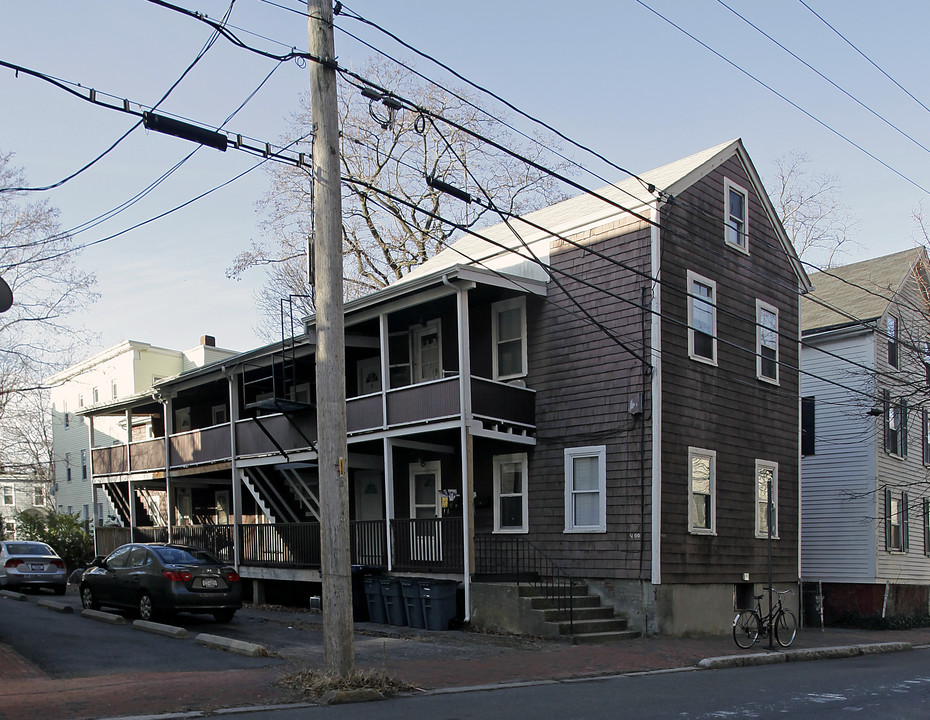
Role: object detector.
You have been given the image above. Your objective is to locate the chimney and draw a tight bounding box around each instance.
[200,335,216,347]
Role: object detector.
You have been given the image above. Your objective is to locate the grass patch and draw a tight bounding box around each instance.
[276,666,418,700]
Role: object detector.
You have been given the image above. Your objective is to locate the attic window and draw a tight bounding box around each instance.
[724,178,749,253]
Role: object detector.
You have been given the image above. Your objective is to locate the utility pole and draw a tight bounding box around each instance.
[308,0,354,676]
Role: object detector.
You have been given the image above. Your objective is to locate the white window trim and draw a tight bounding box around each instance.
[724,177,750,254]
[688,447,716,535]
[756,299,779,385]
[755,459,779,539]
[564,445,607,533]
[491,296,528,381]
[687,270,717,366]
[2,485,13,506]
[492,452,528,533]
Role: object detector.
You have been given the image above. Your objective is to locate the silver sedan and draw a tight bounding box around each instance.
[0,540,68,594]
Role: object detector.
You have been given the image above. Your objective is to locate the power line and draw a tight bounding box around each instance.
[633,0,930,197]
[716,0,930,159]
[0,0,237,193]
[797,0,930,118]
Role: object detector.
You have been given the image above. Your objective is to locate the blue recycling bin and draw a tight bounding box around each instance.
[420,580,458,631]
[364,575,386,624]
[380,578,407,626]
[400,578,426,629]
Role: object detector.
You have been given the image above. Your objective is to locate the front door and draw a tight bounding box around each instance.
[413,321,442,383]
[409,461,442,562]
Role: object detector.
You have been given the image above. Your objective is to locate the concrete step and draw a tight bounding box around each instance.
[528,594,602,611]
[538,605,616,623]
[553,617,630,636]
[571,629,642,645]
[518,583,589,599]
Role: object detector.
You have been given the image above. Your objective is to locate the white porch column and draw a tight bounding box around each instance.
[228,369,242,568]
[456,283,473,621]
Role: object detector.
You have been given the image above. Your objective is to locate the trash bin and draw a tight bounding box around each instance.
[380,577,406,626]
[351,565,369,622]
[420,580,459,631]
[364,576,386,624]
[400,578,426,628]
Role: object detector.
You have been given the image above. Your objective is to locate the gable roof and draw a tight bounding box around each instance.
[395,139,810,292]
[801,247,927,333]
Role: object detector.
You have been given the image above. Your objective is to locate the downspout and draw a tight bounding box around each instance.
[650,206,663,589]
[447,273,473,622]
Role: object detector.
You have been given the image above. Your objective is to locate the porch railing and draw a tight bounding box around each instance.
[474,534,577,634]
[391,517,464,573]
[172,524,234,563]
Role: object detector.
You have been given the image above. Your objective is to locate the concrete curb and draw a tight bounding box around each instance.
[36,598,74,614]
[80,608,127,625]
[194,632,267,657]
[699,641,913,670]
[132,619,189,639]
[319,688,385,705]
[0,590,28,602]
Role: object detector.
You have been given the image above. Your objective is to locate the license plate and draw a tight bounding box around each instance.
[202,578,218,588]
[30,564,44,571]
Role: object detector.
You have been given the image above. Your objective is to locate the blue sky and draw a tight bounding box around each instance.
[2,1,928,354]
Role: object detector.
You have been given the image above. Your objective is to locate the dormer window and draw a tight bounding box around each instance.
[724,178,749,253]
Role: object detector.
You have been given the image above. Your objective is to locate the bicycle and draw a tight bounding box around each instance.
[733,588,798,649]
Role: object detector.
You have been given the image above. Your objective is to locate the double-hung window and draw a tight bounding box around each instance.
[755,460,778,538]
[887,315,898,368]
[492,297,527,380]
[756,300,779,383]
[688,447,716,534]
[564,446,606,533]
[687,270,717,364]
[65,453,72,483]
[2,486,12,506]
[724,178,749,252]
[924,409,930,466]
[493,453,528,533]
[924,499,930,556]
[883,389,907,457]
[885,488,909,552]
[81,449,88,480]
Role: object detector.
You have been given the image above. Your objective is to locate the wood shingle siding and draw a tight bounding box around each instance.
[658,156,801,585]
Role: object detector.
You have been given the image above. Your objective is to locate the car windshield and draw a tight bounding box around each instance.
[152,546,220,565]
[5,542,54,556]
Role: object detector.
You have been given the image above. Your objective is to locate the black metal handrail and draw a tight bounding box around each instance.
[474,534,577,634]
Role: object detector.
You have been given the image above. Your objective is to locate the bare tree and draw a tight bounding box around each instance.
[0,151,98,474]
[770,150,859,268]
[230,59,568,339]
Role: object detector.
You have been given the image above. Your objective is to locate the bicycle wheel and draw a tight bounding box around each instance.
[775,609,798,647]
[733,610,760,648]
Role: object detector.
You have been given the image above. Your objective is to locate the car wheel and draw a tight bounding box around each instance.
[80,585,99,610]
[53,585,66,596]
[213,609,235,623]
[137,592,156,621]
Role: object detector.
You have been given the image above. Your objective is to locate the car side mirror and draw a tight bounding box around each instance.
[90,556,105,568]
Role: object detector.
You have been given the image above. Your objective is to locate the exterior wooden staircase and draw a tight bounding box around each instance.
[519,584,640,644]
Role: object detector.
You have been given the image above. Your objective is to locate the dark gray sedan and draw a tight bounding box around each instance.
[0,540,68,594]
[79,543,242,622]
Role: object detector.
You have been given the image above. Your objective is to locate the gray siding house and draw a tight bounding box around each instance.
[80,139,809,637]
[801,248,930,620]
